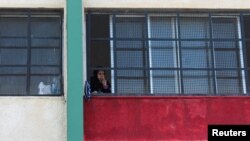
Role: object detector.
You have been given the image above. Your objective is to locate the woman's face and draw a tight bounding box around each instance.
[97,70,105,81]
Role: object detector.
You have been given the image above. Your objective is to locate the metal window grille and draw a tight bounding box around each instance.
[87,11,250,95]
[0,10,63,96]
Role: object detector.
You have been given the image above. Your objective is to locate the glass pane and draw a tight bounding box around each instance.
[31,49,60,65]
[181,41,209,48]
[214,41,238,49]
[30,76,61,95]
[0,67,26,74]
[216,70,243,93]
[31,67,60,74]
[183,71,214,94]
[116,51,144,68]
[117,79,146,93]
[0,49,27,65]
[31,39,60,47]
[116,41,143,49]
[117,70,144,77]
[115,17,144,38]
[150,16,174,38]
[31,17,61,37]
[152,70,178,93]
[114,16,146,94]
[215,50,240,68]
[150,41,175,48]
[182,48,211,68]
[212,18,239,39]
[0,38,28,48]
[0,76,26,95]
[216,70,240,78]
[180,17,209,39]
[151,48,176,68]
[0,17,28,37]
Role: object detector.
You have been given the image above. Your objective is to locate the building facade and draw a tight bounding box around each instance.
[1,0,250,141]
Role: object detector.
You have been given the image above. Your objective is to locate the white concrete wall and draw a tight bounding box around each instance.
[0,1,67,141]
[0,0,64,8]
[0,97,66,141]
[84,0,250,9]
[1,0,249,141]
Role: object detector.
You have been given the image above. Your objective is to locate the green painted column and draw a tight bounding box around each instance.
[67,0,83,141]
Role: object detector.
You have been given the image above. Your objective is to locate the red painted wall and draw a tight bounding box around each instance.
[84,96,250,140]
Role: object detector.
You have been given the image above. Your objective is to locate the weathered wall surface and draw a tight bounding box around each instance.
[0,1,67,141]
[0,0,64,8]
[84,0,250,9]
[85,96,250,140]
[0,97,66,141]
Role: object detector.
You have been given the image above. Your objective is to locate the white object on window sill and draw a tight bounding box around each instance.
[38,81,52,95]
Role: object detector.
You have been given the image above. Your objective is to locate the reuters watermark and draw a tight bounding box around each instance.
[208,125,250,141]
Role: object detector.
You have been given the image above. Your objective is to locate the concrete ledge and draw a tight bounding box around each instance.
[0,0,65,8]
[84,0,250,9]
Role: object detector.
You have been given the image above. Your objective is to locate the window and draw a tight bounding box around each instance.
[87,12,250,95]
[0,10,63,95]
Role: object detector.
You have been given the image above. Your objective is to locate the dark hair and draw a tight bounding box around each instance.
[93,66,106,78]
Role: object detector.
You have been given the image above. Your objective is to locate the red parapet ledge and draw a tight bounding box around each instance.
[84,95,250,141]
[88,94,250,99]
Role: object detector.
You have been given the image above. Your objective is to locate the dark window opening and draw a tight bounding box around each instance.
[87,14,111,82]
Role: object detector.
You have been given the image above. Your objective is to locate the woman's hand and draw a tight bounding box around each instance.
[101,79,109,89]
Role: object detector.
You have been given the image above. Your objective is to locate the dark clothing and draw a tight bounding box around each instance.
[90,77,111,93]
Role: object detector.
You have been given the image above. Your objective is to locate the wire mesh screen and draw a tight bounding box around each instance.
[0,10,63,95]
[87,11,250,95]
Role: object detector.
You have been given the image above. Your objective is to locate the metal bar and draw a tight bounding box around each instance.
[144,12,151,93]
[0,65,61,67]
[90,37,244,41]
[0,36,28,38]
[0,47,60,50]
[240,13,250,94]
[89,67,245,71]
[0,36,60,39]
[214,48,240,51]
[0,65,28,67]
[31,65,61,67]
[0,94,62,96]
[0,47,28,49]
[30,47,61,49]
[116,76,213,79]
[59,12,63,96]
[112,13,118,93]
[115,48,147,51]
[217,77,243,79]
[30,74,62,76]
[0,74,61,76]
[0,74,27,76]
[174,16,180,94]
[209,12,218,94]
[31,37,61,39]
[86,13,91,82]
[177,13,184,94]
[26,11,31,95]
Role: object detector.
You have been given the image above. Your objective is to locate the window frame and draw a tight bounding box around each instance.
[87,11,250,95]
[0,9,64,96]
